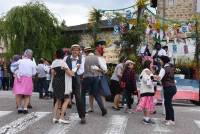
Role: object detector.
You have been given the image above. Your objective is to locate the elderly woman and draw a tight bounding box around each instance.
[13,49,37,114]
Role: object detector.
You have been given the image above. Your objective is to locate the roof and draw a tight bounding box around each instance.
[65,20,119,32]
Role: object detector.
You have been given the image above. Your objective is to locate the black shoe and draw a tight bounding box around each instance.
[68,104,72,109]
[102,109,107,116]
[80,118,86,124]
[152,110,156,114]
[28,104,32,109]
[18,109,23,114]
[112,106,120,111]
[23,110,28,114]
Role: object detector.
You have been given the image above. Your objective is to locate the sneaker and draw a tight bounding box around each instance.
[58,119,70,124]
[148,119,155,124]
[165,120,175,126]
[52,118,58,123]
[142,119,155,125]
[23,109,28,114]
[86,108,94,113]
[142,119,150,125]
[17,108,23,114]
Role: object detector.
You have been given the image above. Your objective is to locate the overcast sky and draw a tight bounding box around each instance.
[0,0,138,26]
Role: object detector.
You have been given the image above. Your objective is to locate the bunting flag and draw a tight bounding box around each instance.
[114,25,120,34]
[172,44,177,53]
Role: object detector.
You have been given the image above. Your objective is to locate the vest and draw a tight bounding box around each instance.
[84,55,102,77]
[161,66,176,87]
[65,55,82,76]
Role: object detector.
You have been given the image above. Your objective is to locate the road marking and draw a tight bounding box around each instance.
[46,113,79,134]
[194,120,200,129]
[0,112,50,134]
[0,111,12,118]
[153,118,172,133]
[104,115,128,134]
[190,109,200,112]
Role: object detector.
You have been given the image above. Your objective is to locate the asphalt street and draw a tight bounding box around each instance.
[0,91,200,134]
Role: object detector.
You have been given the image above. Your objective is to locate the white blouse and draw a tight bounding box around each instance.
[18,58,37,77]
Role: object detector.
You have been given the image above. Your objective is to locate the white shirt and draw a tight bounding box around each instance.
[158,63,170,80]
[111,63,123,81]
[158,49,167,56]
[151,48,167,57]
[98,56,107,72]
[18,58,37,77]
[63,56,85,75]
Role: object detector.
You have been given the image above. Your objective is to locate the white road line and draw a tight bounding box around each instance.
[0,111,12,118]
[46,113,79,134]
[153,118,172,133]
[0,112,50,134]
[194,120,200,129]
[104,115,128,134]
[190,109,200,112]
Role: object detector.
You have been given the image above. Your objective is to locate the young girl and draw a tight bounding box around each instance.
[121,60,137,113]
[135,60,155,124]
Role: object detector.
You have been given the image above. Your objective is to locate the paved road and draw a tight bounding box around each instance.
[0,91,200,134]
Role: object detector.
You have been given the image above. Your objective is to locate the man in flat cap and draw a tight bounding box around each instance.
[63,44,86,124]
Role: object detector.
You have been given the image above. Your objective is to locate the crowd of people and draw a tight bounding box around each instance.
[8,42,177,126]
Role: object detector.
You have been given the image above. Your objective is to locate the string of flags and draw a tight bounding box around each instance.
[98,3,196,55]
[98,4,196,36]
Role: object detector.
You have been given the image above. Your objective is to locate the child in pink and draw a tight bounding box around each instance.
[135,60,155,124]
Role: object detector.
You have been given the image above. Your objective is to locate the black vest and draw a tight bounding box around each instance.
[65,55,82,76]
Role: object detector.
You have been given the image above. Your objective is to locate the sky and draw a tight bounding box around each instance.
[0,0,137,26]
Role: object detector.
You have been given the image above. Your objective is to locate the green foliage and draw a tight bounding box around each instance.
[88,8,102,47]
[2,1,60,60]
[58,32,80,49]
[121,18,146,55]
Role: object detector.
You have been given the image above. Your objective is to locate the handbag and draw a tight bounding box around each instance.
[100,75,111,96]
[120,81,126,89]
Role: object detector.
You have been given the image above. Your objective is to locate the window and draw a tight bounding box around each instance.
[168,0,176,6]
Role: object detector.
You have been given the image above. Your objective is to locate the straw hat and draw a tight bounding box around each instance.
[125,60,135,65]
[71,44,80,50]
[84,46,93,52]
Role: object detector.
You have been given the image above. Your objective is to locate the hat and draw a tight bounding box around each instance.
[159,55,170,64]
[71,44,80,50]
[84,46,93,52]
[125,60,135,65]
[95,46,104,56]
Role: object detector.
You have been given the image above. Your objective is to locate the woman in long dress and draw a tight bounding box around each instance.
[51,49,74,124]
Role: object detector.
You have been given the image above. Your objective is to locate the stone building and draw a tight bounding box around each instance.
[65,20,121,64]
[157,0,197,21]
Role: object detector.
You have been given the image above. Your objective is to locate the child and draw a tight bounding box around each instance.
[121,60,137,113]
[10,55,21,79]
[134,60,155,124]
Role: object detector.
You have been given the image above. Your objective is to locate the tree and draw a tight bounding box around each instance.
[88,8,102,47]
[1,1,60,60]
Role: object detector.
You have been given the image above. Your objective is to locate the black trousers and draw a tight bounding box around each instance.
[163,86,177,121]
[37,77,48,97]
[2,77,9,90]
[72,76,85,118]
[125,89,134,109]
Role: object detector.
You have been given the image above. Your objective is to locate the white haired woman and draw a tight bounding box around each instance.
[13,49,37,114]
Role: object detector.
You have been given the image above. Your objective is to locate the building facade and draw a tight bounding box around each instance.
[157,0,197,21]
